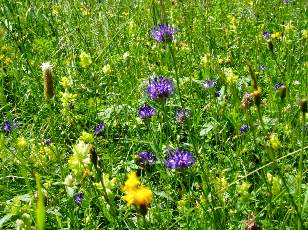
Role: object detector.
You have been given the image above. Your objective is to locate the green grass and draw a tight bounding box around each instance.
[0,0,307,229]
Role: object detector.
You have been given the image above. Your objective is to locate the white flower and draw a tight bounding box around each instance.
[41,62,53,72]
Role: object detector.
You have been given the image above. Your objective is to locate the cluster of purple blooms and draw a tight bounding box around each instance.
[3,119,18,133]
[139,151,156,165]
[240,124,250,134]
[146,76,174,101]
[263,31,271,40]
[74,192,84,205]
[152,23,176,43]
[165,148,195,169]
[137,148,195,170]
[138,104,156,120]
[94,122,105,135]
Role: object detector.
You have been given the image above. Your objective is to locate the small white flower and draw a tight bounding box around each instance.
[41,62,53,72]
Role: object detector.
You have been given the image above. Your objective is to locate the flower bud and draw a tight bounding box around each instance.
[41,62,54,99]
[89,145,97,167]
[299,97,307,114]
[253,87,262,108]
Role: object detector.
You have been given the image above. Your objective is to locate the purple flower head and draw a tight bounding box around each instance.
[263,31,271,40]
[176,108,190,123]
[165,148,195,169]
[204,79,217,89]
[74,192,84,205]
[3,120,12,133]
[139,151,156,165]
[240,124,250,134]
[94,122,105,136]
[152,23,176,42]
[44,138,52,145]
[284,0,290,3]
[274,82,284,90]
[138,104,156,119]
[146,76,174,101]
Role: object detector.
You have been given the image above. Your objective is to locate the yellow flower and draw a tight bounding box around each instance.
[284,21,294,33]
[103,64,112,75]
[224,67,238,84]
[123,171,140,192]
[79,51,92,68]
[122,172,153,207]
[302,30,308,39]
[269,133,280,150]
[16,136,28,150]
[123,186,153,206]
[270,32,282,40]
[80,131,94,143]
[200,54,210,67]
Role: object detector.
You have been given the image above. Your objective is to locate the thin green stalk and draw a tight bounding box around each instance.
[169,44,184,110]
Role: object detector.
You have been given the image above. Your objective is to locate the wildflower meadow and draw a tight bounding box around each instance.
[0,0,307,229]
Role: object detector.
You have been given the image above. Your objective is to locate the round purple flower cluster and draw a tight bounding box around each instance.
[74,192,84,205]
[263,31,271,40]
[146,76,174,101]
[138,104,156,120]
[139,151,156,165]
[3,119,18,134]
[165,149,195,169]
[152,23,176,42]
[240,124,250,134]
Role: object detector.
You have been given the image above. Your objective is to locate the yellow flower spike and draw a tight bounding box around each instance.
[79,51,92,68]
[269,133,280,150]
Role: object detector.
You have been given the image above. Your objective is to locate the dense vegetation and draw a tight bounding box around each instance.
[0,0,307,229]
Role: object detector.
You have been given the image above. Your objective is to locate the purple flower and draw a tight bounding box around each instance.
[240,124,250,134]
[152,23,176,42]
[146,76,174,101]
[204,79,217,89]
[138,104,156,119]
[274,82,284,90]
[94,122,105,135]
[139,151,156,165]
[165,149,195,169]
[263,31,271,40]
[44,138,52,145]
[176,108,189,123]
[74,192,84,205]
[3,120,12,133]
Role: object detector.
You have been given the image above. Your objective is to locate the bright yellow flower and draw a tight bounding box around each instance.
[79,51,92,68]
[123,186,153,206]
[270,32,282,40]
[122,172,153,207]
[123,171,140,191]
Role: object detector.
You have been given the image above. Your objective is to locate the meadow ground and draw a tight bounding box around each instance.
[0,0,307,229]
